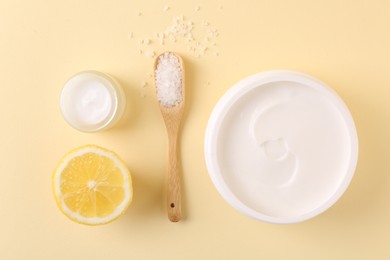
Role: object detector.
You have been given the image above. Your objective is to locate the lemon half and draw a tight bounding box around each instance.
[53,145,133,225]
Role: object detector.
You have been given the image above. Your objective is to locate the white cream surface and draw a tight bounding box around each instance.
[214,81,354,219]
[70,80,111,125]
[60,72,121,132]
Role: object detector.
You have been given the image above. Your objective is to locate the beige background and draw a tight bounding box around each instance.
[1,0,389,259]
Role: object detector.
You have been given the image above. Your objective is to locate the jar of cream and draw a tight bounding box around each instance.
[60,71,126,132]
[204,70,358,224]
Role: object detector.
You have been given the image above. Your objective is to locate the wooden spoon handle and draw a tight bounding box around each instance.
[167,134,182,222]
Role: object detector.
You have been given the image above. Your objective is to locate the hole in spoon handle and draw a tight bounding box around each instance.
[168,189,181,222]
[168,201,181,222]
[168,204,181,222]
[168,170,181,222]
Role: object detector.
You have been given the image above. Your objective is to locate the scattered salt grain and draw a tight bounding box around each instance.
[146,51,155,57]
[139,38,151,45]
[155,52,183,107]
[196,6,201,11]
[200,46,207,55]
[155,32,165,45]
[140,81,148,88]
[164,6,170,11]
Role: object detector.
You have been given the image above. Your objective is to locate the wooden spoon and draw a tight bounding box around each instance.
[154,52,185,222]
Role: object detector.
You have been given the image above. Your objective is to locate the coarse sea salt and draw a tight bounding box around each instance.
[155,52,183,107]
[129,12,219,59]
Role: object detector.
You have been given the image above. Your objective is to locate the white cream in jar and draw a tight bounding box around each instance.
[205,71,358,224]
[60,71,125,132]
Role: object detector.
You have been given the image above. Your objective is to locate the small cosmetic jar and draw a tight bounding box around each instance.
[60,71,126,132]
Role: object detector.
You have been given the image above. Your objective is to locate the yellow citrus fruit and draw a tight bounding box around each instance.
[52,145,133,225]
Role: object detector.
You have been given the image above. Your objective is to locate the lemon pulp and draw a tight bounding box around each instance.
[53,145,132,225]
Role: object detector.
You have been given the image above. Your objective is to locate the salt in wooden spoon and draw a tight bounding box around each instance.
[154,52,185,222]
